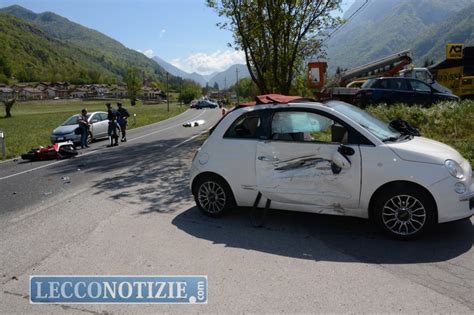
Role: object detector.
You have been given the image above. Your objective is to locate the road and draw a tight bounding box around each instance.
[0,107,473,313]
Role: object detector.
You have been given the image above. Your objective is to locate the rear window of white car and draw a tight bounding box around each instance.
[224,112,261,139]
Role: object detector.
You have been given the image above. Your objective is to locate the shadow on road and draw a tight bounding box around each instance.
[172,206,473,264]
[49,137,201,213]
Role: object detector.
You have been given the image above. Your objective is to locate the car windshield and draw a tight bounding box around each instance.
[62,114,90,126]
[361,78,376,88]
[327,101,401,141]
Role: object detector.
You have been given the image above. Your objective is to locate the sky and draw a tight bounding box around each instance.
[0,0,355,75]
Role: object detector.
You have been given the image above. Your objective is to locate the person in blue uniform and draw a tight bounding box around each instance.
[106,103,120,146]
[117,103,130,142]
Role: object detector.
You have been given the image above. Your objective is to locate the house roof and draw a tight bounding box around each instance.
[21,87,43,93]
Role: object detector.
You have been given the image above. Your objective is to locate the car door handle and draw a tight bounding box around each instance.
[257,155,279,162]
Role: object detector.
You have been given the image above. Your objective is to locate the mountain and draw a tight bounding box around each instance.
[152,56,207,86]
[202,72,218,81]
[0,5,168,82]
[208,64,250,90]
[153,56,250,89]
[411,4,474,64]
[0,13,118,82]
[326,0,474,72]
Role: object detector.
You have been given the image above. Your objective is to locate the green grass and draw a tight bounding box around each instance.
[0,99,186,159]
[367,100,474,167]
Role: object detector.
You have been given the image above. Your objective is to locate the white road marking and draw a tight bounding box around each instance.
[168,130,209,150]
[0,109,210,181]
[127,109,207,143]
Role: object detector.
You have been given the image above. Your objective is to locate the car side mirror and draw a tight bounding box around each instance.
[332,151,351,169]
[331,150,351,174]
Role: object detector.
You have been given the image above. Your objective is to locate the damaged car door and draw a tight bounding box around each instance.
[255,110,362,214]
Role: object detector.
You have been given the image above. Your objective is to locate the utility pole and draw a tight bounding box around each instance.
[224,77,227,102]
[166,72,169,112]
[235,68,239,104]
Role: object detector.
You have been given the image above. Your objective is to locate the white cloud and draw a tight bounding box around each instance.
[142,49,154,58]
[159,29,166,38]
[136,49,154,58]
[170,50,245,75]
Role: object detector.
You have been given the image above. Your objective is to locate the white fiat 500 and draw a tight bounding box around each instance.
[190,100,473,239]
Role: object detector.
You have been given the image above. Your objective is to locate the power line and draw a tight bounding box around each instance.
[322,0,370,44]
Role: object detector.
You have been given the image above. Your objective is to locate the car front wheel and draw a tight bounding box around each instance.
[194,175,235,217]
[374,186,436,240]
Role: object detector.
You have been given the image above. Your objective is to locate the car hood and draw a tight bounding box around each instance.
[52,125,78,135]
[386,136,463,165]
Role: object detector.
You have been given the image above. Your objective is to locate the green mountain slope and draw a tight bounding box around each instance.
[0,13,119,83]
[327,0,473,71]
[0,5,168,82]
[412,4,474,65]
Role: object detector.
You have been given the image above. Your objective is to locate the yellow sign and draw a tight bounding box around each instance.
[446,44,464,59]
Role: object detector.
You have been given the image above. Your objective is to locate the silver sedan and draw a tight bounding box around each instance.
[50,111,110,144]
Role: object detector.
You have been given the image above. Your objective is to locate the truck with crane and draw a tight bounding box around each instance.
[312,44,473,103]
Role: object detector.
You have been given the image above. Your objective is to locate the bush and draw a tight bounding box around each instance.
[367,100,474,166]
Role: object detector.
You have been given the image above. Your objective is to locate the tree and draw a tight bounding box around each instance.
[2,98,16,118]
[232,77,258,100]
[0,55,12,79]
[202,82,210,96]
[207,0,342,94]
[423,58,435,68]
[213,82,220,90]
[124,67,142,103]
[179,80,202,104]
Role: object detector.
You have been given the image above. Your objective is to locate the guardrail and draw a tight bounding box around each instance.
[0,130,5,160]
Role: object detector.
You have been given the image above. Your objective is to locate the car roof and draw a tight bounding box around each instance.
[373,77,413,81]
[232,101,330,114]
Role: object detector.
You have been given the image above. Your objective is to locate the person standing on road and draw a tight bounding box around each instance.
[106,103,120,147]
[117,102,130,142]
[77,108,90,149]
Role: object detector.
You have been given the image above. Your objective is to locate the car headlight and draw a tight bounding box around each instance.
[444,159,464,179]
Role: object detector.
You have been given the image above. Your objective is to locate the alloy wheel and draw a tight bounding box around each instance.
[197,181,227,214]
[382,194,427,236]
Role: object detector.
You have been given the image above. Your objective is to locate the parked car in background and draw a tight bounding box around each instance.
[194,100,218,109]
[50,111,109,144]
[346,80,366,88]
[354,77,459,107]
[190,100,473,240]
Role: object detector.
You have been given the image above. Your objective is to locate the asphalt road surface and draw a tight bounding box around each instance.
[0,107,473,313]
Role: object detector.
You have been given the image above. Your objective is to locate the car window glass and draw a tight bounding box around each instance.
[327,102,401,140]
[410,80,431,92]
[99,113,108,120]
[271,111,344,143]
[361,78,376,88]
[224,112,261,139]
[378,79,389,89]
[90,114,99,123]
[389,79,409,91]
[62,115,79,126]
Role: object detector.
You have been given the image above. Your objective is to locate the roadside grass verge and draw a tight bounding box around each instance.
[0,99,186,159]
[367,100,474,167]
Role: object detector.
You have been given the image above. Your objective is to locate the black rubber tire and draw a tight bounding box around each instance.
[193,175,235,218]
[58,146,78,157]
[373,186,436,240]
